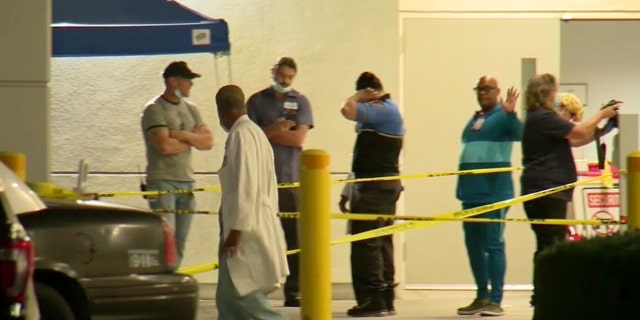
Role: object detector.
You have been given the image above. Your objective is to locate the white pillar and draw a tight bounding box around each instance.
[616,114,640,230]
[0,1,51,182]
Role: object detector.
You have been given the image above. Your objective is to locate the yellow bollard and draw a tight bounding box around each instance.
[0,151,26,181]
[627,151,640,231]
[299,149,332,319]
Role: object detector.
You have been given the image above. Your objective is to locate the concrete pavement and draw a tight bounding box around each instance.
[197,290,534,319]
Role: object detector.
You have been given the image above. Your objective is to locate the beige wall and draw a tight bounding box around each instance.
[401,18,560,285]
[8,0,640,288]
[50,0,399,283]
[400,0,640,14]
[395,0,640,287]
[561,20,640,162]
[0,0,51,182]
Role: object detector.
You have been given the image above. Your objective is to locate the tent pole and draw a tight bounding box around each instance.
[213,54,220,89]
[227,54,233,84]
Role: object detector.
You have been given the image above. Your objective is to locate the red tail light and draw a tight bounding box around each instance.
[162,221,178,267]
[0,240,34,303]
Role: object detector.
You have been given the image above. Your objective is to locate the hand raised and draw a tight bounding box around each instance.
[499,87,519,114]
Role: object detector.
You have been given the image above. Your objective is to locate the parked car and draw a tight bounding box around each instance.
[0,162,42,319]
[16,197,200,320]
[0,159,199,319]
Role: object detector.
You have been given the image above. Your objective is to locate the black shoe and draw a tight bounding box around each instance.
[347,301,387,317]
[384,283,398,316]
[284,297,300,307]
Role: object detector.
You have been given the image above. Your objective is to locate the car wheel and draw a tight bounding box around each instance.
[35,282,75,320]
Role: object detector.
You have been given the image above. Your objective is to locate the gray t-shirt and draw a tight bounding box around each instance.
[141,96,204,181]
[246,88,314,183]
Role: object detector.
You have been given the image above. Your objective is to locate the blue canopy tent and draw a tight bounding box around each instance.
[52,0,232,81]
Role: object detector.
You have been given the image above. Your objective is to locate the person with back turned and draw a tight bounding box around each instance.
[339,71,404,317]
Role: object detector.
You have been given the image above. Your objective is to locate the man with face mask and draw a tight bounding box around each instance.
[455,76,521,317]
[246,57,314,307]
[140,61,213,266]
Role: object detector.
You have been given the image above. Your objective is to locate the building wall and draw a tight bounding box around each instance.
[0,0,50,182]
[50,0,399,283]
[6,0,639,287]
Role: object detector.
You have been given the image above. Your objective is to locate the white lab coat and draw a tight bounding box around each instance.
[218,115,289,297]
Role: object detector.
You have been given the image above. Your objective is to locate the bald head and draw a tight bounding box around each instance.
[216,85,247,131]
[474,75,501,110]
[216,85,246,114]
[477,76,498,89]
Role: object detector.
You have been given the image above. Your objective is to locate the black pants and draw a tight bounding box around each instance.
[523,196,567,303]
[350,180,403,305]
[278,188,299,300]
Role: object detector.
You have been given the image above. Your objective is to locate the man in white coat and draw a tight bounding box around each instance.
[215,84,289,319]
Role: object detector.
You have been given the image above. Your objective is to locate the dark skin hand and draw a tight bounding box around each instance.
[221,230,241,257]
[339,195,350,213]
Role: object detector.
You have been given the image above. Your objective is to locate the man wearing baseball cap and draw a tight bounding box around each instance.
[141,61,213,266]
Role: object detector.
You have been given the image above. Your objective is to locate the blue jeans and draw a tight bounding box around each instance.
[462,203,507,304]
[147,180,195,266]
[216,257,287,320]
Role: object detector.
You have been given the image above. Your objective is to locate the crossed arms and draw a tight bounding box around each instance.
[149,124,213,155]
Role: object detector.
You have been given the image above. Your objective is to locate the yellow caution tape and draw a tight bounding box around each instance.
[178,175,609,275]
[179,262,219,275]
[153,209,218,215]
[314,214,619,226]
[79,186,220,200]
[601,161,615,189]
[276,166,525,190]
[154,209,620,226]
[70,166,523,199]
[179,247,302,275]
[27,182,80,200]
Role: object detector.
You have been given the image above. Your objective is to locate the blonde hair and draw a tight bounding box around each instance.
[525,73,557,111]
[558,93,584,121]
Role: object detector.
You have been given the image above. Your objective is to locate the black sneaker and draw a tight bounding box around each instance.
[284,297,300,307]
[383,284,398,316]
[347,301,387,317]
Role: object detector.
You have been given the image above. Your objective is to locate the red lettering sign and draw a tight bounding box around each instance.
[587,192,620,208]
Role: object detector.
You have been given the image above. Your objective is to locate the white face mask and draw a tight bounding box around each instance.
[271,80,292,94]
[174,89,185,99]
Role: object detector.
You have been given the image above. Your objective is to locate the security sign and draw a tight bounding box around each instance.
[581,188,620,237]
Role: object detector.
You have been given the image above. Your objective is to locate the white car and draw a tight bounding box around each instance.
[0,162,43,319]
